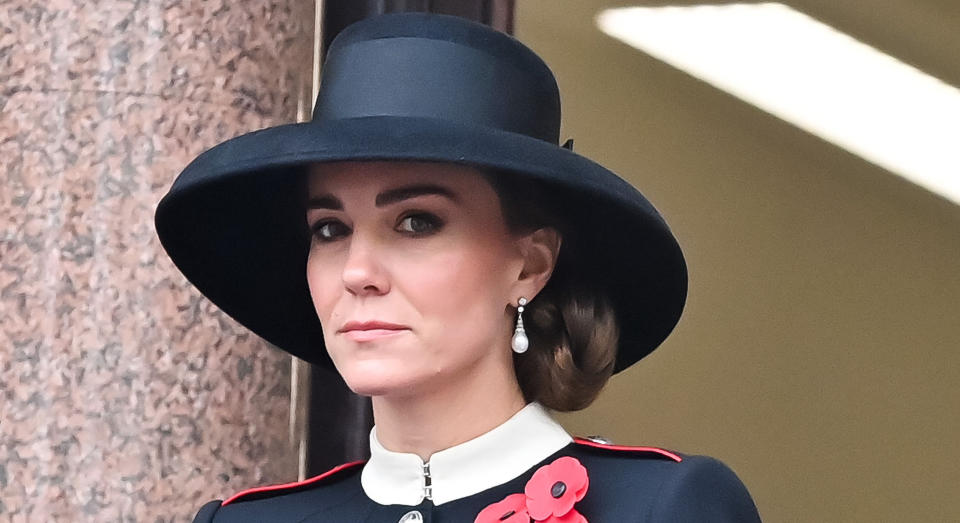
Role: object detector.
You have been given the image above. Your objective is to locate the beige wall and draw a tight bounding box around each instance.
[516,2,960,521]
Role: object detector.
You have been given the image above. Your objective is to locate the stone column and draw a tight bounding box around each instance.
[0,1,312,520]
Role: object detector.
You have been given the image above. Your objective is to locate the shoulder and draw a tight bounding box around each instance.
[191,461,366,523]
[642,453,761,522]
[569,437,762,522]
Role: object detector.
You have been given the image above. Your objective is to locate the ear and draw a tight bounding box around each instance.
[511,227,562,303]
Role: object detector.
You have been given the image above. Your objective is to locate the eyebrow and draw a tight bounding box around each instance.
[306,183,460,210]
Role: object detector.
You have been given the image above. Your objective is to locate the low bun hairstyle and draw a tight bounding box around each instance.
[482,168,618,412]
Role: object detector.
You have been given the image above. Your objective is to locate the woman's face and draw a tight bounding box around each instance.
[305,161,538,398]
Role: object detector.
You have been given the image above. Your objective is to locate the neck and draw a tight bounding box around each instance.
[371,355,526,461]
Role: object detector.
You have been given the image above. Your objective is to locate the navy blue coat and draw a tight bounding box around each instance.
[192,439,761,522]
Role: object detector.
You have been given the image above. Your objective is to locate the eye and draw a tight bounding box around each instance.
[311,219,349,242]
[398,212,443,235]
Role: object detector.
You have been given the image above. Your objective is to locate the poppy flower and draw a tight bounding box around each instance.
[524,456,589,521]
[475,493,530,523]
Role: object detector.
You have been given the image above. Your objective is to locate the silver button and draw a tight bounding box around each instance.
[399,510,423,523]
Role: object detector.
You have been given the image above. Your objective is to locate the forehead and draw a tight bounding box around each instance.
[307,161,490,196]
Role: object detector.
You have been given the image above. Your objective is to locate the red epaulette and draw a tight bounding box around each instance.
[221,460,366,506]
[573,436,682,462]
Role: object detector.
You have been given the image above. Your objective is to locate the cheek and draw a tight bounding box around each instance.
[307,253,357,374]
[305,252,340,323]
[423,253,495,302]
[405,243,511,349]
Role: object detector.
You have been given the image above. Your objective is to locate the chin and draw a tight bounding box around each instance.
[336,360,424,398]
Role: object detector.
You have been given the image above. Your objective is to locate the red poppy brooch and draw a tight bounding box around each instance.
[475,456,589,523]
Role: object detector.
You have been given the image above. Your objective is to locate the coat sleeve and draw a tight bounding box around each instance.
[647,455,761,522]
[192,500,223,523]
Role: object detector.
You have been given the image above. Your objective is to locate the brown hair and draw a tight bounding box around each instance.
[481,168,618,412]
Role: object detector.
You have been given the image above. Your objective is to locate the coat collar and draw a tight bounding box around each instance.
[360,402,572,506]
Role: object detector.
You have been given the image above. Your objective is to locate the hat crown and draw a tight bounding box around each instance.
[313,13,562,144]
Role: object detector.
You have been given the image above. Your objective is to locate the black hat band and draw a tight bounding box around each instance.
[314,37,561,144]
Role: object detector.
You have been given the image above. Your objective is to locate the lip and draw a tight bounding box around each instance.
[338,320,409,333]
[337,321,410,342]
[341,329,408,342]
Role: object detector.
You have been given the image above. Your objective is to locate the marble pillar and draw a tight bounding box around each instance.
[0,0,312,520]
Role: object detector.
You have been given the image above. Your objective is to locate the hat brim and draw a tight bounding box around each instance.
[155,115,687,373]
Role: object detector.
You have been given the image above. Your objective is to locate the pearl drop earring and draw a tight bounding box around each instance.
[511,297,529,354]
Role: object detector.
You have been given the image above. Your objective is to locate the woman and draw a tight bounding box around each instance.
[155,12,762,523]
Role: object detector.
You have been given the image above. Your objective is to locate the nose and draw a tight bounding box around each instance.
[340,229,390,297]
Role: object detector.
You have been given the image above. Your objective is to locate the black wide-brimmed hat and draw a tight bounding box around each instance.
[155,12,687,373]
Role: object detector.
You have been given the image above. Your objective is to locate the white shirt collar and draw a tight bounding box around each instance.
[360,402,572,506]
